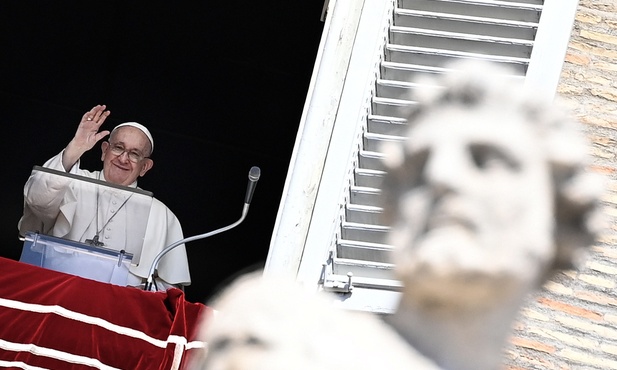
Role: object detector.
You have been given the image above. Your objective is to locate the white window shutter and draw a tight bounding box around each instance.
[266,0,579,314]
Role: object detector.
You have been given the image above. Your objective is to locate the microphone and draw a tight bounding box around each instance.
[245,166,261,204]
[144,166,261,291]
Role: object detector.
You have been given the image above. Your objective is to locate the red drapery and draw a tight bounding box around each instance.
[0,257,210,370]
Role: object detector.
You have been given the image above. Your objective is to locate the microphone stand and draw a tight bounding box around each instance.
[144,166,260,292]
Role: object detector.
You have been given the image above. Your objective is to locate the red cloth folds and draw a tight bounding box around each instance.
[0,257,208,370]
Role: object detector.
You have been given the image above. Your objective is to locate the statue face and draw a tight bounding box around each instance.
[384,105,555,308]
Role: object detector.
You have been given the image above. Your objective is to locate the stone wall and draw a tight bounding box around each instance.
[504,1,617,369]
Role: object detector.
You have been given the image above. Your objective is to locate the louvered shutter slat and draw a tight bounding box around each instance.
[333,258,394,280]
[389,27,534,58]
[394,9,538,39]
[337,241,393,263]
[363,133,405,153]
[399,0,542,22]
[367,114,407,135]
[374,79,418,100]
[380,62,446,87]
[354,168,386,188]
[349,186,382,207]
[357,151,387,172]
[345,204,384,225]
[385,44,529,72]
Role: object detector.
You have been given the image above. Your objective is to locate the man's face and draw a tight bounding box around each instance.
[101,126,153,186]
[385,105,555,308]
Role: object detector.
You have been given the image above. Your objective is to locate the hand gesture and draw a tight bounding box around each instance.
[74,105,111,151]
[62,105,112,171]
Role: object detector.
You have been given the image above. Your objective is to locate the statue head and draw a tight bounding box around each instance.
[381,61,604,310]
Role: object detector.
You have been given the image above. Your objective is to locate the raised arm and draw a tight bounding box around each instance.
[19,105,112,235]
[62,105,111,171]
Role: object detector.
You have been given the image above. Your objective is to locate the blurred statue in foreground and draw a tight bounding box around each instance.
[190,60,604,370]
[380,60,603,369]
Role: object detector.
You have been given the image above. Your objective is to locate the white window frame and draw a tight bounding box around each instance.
[266,0,580,312]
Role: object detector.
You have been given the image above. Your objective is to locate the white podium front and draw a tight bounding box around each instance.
[20,231,134,286]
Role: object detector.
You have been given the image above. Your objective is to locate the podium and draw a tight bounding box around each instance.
[20,165,156,285]
[5,166,210,369]
[20,231,134,286]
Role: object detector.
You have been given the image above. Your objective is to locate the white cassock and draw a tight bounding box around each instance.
[18,151,191,287]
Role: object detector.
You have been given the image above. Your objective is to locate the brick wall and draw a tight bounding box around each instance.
[503,1,617,369]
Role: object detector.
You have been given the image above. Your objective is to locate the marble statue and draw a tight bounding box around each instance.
[189,60,604,370]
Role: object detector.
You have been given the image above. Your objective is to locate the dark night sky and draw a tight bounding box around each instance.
[0,1,325,303]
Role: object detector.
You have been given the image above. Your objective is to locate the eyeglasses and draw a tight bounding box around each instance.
[108,142,148,163]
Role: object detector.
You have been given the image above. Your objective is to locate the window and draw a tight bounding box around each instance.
[267,0,578,313]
